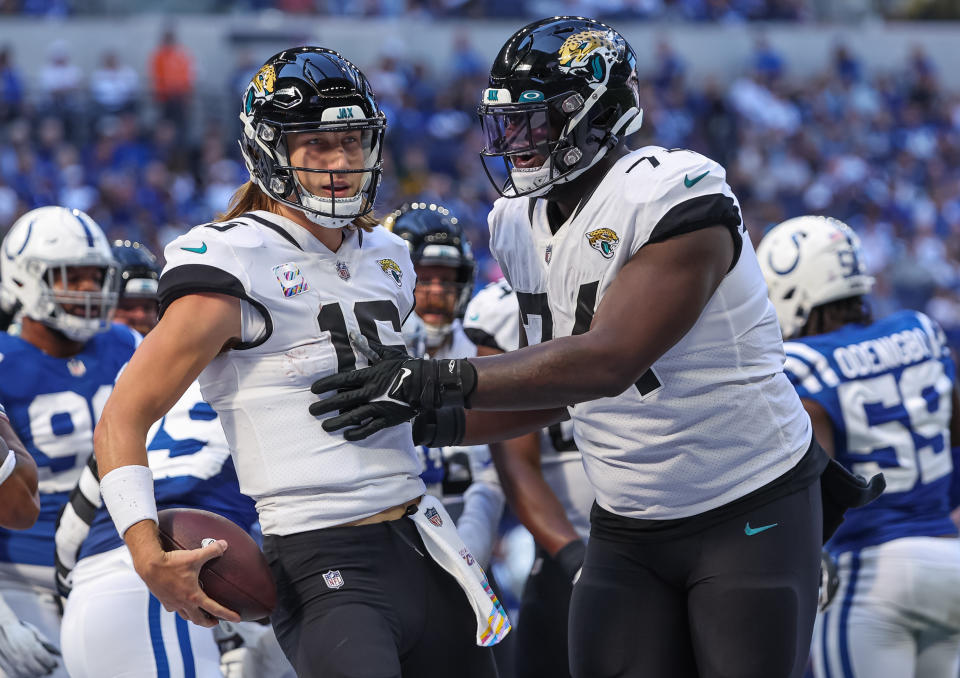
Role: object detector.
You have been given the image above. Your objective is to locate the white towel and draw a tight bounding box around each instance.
[408,495,512,647]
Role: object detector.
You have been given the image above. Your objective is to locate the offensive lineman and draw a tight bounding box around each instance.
[93,47,503,678]
[759,216,960,678]
[55,241,269,678]
[463,277,594,678]
[307,17,880,678]
[0,206,134,678]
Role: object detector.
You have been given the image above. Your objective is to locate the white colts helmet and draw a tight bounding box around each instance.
[757,215,875,340]
[1,206,119,342]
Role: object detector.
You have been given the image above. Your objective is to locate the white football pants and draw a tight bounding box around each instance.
[60,547,220,678]
[812,536,960,678]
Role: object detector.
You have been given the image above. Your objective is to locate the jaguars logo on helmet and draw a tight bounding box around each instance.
[586,228,620,259]
[244,64,276,115]
[377,259,403,287]
[478,17,643,199]
[557,29,622,84]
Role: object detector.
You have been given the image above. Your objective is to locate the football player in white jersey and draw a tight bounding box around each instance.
[463,278,595,678]
[93,47,502,678]
[385,202,505,569]
[0,206,132,678]
[308,18,882,678]
[759,216,960,678]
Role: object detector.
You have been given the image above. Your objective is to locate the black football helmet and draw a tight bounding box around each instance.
[239,47,386,228]
[111,240,160,300]
[384,201,476,319]
[479,16,643,198]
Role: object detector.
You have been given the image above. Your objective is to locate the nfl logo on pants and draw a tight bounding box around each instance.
[323,570,344,589]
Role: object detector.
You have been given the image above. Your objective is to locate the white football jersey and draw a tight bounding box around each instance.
[488,147,812,520]
[464,278,593,537]
[160,211,424,536]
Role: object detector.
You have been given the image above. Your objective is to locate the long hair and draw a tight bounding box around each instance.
[799,296,872,338]
[218,181,377,232]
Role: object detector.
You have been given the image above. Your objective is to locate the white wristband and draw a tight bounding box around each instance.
[100,465,158,538]
[0,449,15,487]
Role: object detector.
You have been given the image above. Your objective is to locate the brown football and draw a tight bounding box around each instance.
[157,508,276,621]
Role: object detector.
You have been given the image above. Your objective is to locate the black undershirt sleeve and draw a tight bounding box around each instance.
[646,194,744,271]
[157,264,273,349]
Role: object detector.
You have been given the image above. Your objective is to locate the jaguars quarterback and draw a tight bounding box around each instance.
[94,47,501,678]
[759,216,960,678]
[307,17,880,678]
[386,202,505,569]
[0,205,134,678]
[55,241,274,678]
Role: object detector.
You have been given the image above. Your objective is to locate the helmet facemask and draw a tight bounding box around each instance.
[240,113,385,229]
[415,254,475,348]
[30,260,119,342]
[479,20,643,198]
[479,90,642,198]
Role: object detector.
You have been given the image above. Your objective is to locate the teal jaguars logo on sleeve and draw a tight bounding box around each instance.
[272,262,309,297]
[377,258,403,287]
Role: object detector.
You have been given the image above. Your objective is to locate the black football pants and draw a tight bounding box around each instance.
[569,480,822,678]
[263,516,498,678]
[515,546,573,678]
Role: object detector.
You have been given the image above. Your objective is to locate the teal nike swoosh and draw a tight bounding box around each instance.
[684,171,710,188]
[181,243,207,254]
[744,521,778,536]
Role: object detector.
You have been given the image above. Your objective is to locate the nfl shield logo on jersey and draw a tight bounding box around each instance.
[336,261,351,281]
[585,228,620,259]
[272,262,309,297]
[545,244,553,264]
[424,507,443,527]
[66,358,86,377]
[323,569,345,589]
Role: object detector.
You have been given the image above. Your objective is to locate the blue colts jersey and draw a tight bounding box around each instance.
[0,325,138,567]
[80,381,258,559]
[783,310,957,553]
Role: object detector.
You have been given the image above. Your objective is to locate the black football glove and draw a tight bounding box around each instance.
[309,336,477,441]
[555,539,587,585]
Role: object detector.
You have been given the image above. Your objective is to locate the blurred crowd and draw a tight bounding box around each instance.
[3,25,960,338]
[0,0,811,22]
